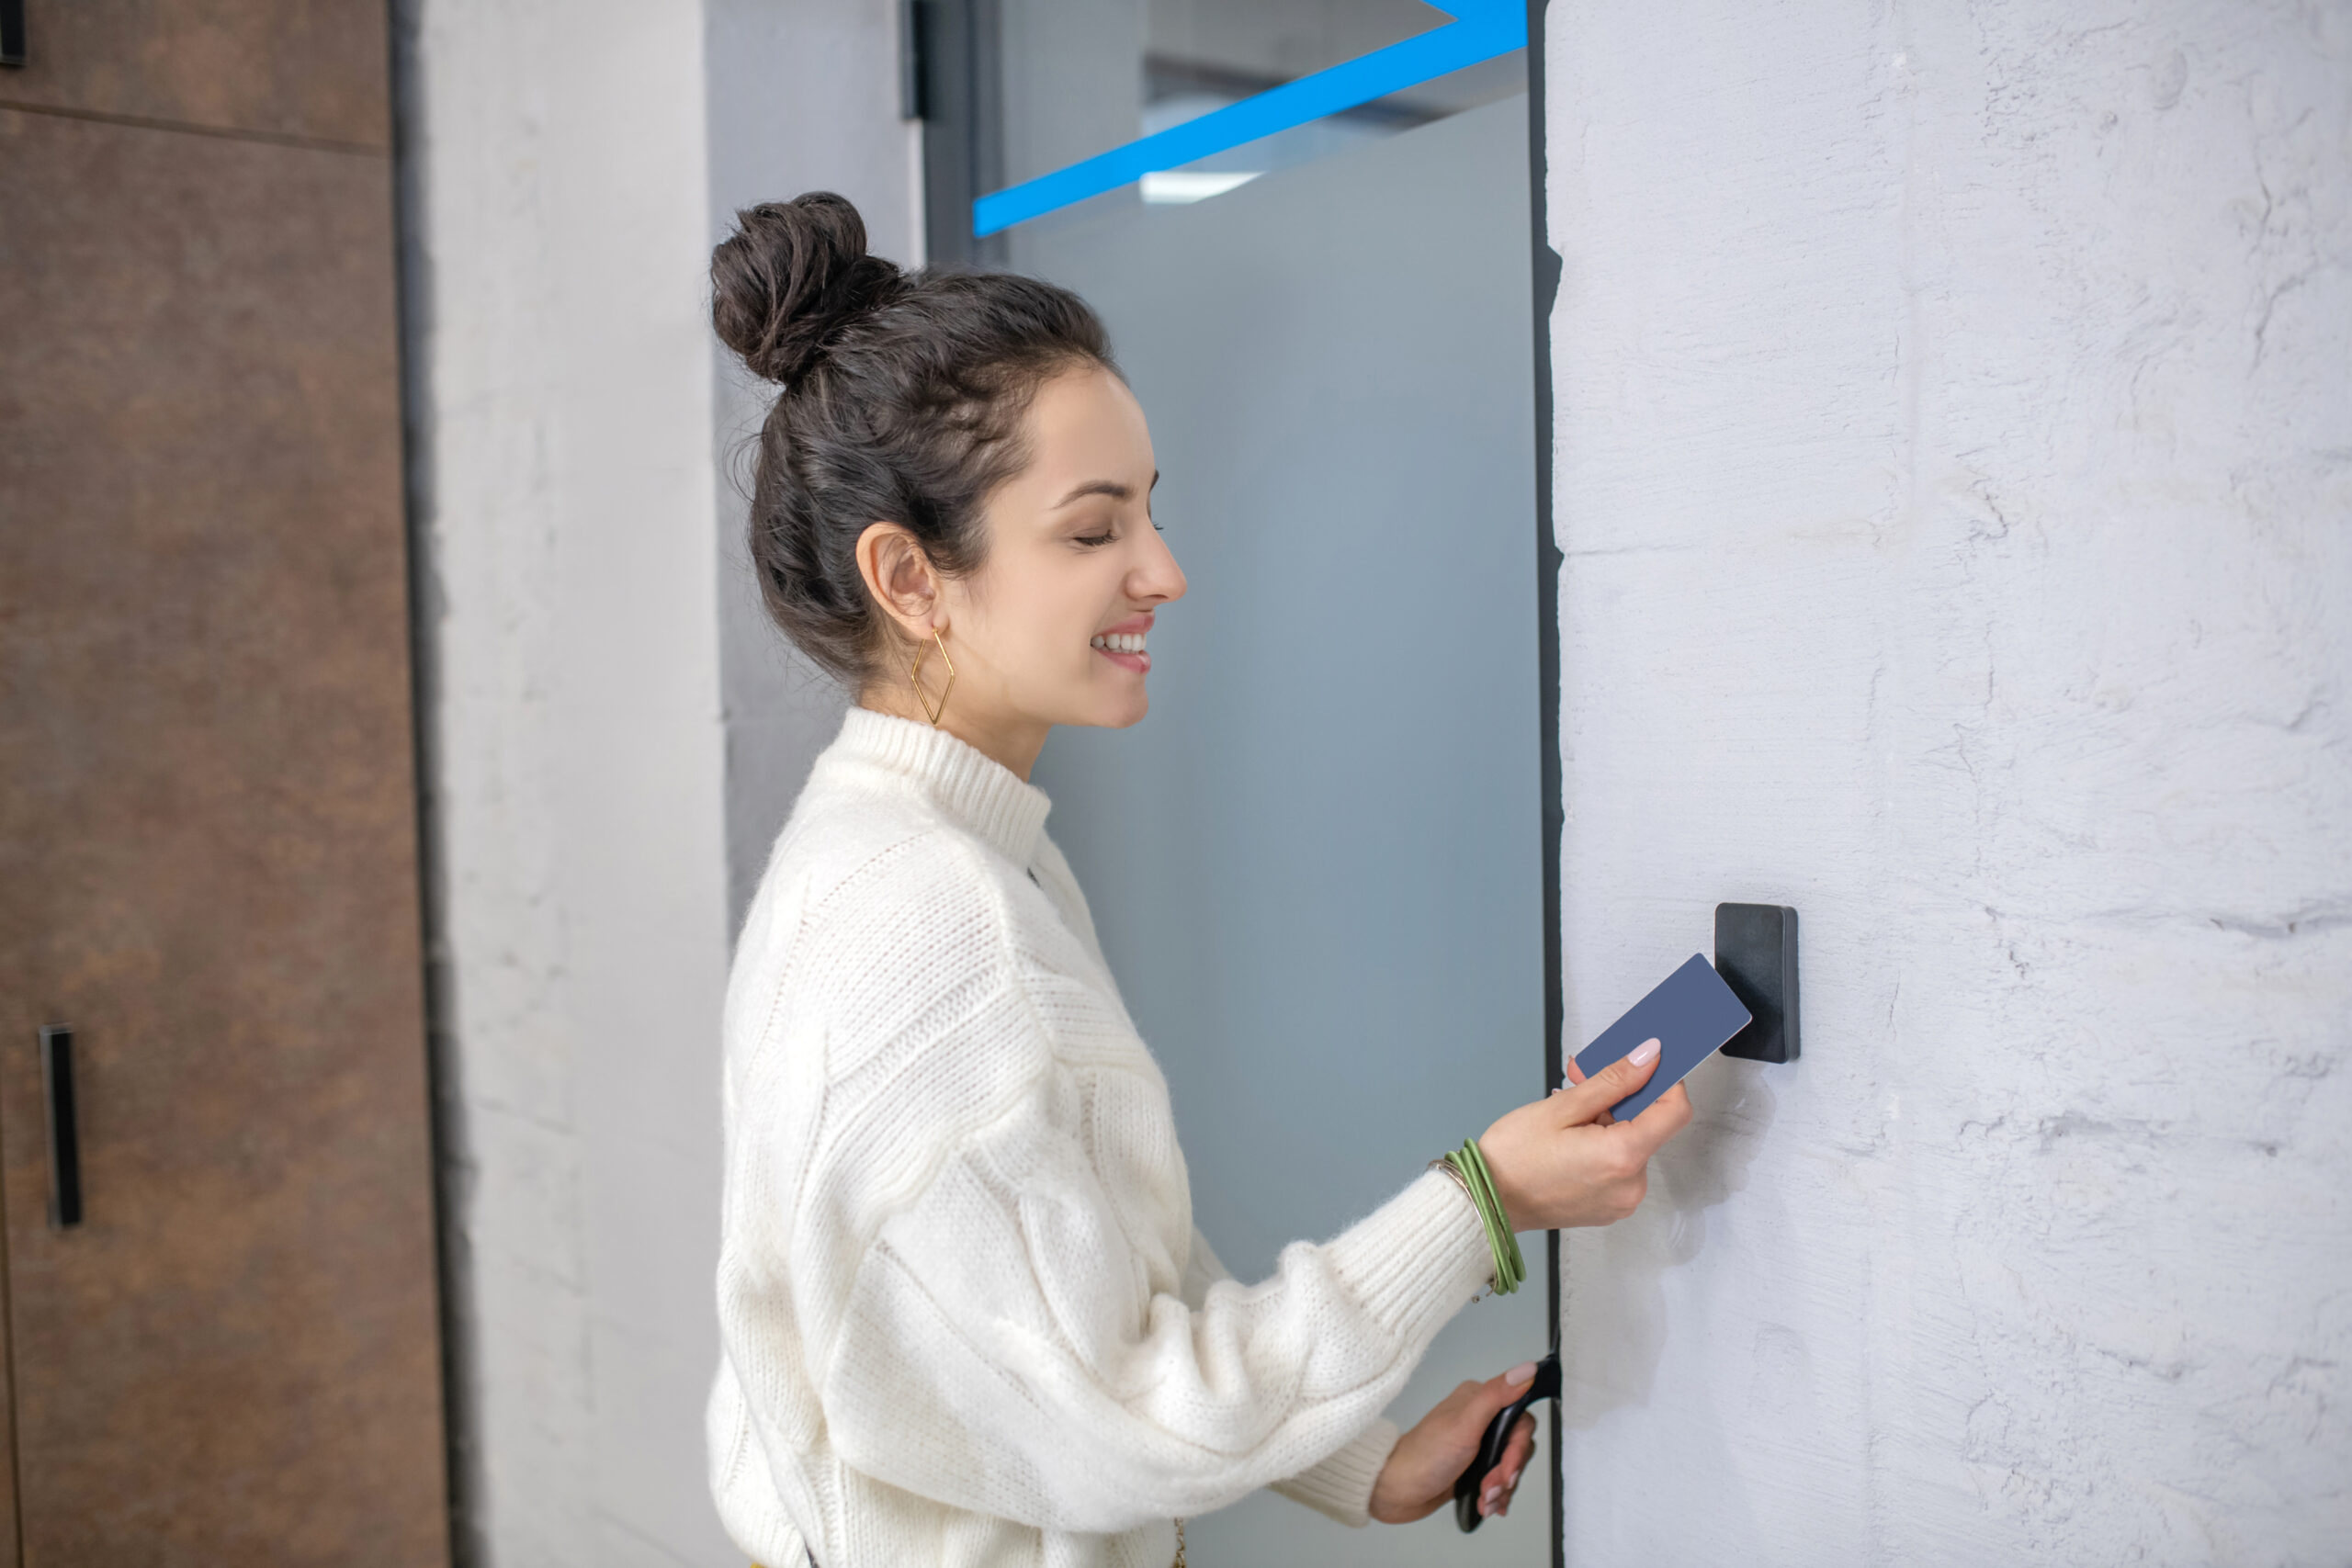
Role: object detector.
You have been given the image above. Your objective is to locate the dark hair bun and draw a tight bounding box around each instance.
[712,192,905,384]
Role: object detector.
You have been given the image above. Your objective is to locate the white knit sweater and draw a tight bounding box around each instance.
[707,707,1495,1567]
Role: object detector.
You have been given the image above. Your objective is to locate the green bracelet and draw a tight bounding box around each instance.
[1442,1138,1525,1295]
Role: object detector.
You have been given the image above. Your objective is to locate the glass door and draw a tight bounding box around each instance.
[922,6,1549,1561]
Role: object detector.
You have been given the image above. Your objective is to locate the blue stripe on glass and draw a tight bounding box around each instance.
[971,0,1526,238]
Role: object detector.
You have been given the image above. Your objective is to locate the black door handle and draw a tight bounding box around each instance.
[39,1024,81,1228]
[1453,1350,1559,1531]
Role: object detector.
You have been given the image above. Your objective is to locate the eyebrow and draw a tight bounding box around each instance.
[1053,471,1160,508]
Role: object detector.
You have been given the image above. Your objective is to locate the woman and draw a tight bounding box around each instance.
[704,192,1691,1568]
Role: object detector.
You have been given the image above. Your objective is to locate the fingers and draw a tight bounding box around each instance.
[1550,1038,1661,1127]
[1556,1059,1613,1124]
[1617,1077,1696,1157]
[1480,1411,1540,1517]
[1446,1370,1528,1438]
[1468,1362,1535,1424]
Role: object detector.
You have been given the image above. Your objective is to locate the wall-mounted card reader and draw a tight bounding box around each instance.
[1715,904,1799,1063]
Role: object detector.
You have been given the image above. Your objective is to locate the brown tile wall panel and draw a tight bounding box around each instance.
[0,0,391,150]
[0,107,447,1564]
[0,1190,16,1563]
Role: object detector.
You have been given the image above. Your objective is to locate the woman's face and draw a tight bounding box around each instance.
[931,366,1188,749]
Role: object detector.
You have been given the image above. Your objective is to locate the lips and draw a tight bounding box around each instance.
[1091,614,1152,671]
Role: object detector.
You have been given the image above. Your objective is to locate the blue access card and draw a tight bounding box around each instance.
[1572,953,1754,1120]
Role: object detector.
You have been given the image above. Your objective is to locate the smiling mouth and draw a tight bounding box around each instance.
[1091,629,1150,671]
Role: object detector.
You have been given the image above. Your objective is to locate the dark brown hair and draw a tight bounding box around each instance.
[710,191,1115,683]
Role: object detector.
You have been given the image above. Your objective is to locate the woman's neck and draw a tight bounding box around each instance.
[856,687,1049,782]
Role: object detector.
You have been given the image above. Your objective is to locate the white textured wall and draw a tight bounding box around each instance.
[397,3,736,1562]
[398,2,917,1562]
[1544,3,2349,1563]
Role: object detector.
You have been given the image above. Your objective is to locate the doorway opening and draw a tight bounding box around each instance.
[911,3,1567,1561]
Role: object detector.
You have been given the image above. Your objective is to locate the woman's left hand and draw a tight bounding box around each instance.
[1366,1364,1541,1524]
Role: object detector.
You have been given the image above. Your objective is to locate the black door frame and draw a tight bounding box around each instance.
[1521,6,1568,1561]
[909,0,1004,268]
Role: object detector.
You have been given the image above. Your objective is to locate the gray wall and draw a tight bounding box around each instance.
[1542,2,2351,1562]
[706,0,919,932]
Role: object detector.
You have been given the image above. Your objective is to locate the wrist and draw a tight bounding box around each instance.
[1428,1156,1472,1201]
[1471,1126,1529,1234]
[1436,1140,1526,1295]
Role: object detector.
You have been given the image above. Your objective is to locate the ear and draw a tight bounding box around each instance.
[854,522,944,640]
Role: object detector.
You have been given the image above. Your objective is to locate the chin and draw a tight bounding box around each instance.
[1069,690,1150,730]
[1055,665,1152,730]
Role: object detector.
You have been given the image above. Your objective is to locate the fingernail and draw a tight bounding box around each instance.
[1506,1360,1538,1386]
[1629,1037,1661,1066]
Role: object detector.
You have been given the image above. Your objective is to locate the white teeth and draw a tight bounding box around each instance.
[1093,632,1148,654]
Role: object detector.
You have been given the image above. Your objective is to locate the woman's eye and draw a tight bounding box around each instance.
[1074,530,1116,547]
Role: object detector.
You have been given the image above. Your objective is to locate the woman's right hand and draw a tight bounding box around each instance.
[1476,1040,1692,1231]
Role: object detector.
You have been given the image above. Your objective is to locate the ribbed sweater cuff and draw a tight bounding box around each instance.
[1271,1417,1400,1527]
[1324,1168,1496,1348]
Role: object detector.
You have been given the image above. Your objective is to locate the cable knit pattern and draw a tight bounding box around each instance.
[708,707,1496,1568]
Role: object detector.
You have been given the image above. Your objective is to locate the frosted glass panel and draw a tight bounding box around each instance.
[1016,97,1547,1565]
[993,0,1517,182]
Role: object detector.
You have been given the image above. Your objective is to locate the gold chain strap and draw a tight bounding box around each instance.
[1173,1516,1186,1567]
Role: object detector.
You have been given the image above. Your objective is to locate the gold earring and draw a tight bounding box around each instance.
[905,627,955,727]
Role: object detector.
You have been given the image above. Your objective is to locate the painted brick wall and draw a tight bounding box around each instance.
[1543,3,2349,1562]
[395,2,739,1560]
[398,2,914,1560]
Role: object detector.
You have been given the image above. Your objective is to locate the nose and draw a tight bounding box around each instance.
[1131,524,1188,606]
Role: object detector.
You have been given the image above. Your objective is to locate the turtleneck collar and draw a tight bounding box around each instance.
[832,705,1052,867]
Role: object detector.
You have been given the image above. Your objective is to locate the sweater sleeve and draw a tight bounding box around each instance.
[1183,1224,1405,1528]
[818,1150,1485,1534]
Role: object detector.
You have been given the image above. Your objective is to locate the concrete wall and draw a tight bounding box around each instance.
[396,2,910,1562]
[1542,2,2350,1563]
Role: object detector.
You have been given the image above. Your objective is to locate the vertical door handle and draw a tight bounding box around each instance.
[1453,1351,1559,1531]
[39,1024,81,1228]
[0,0,24,69]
